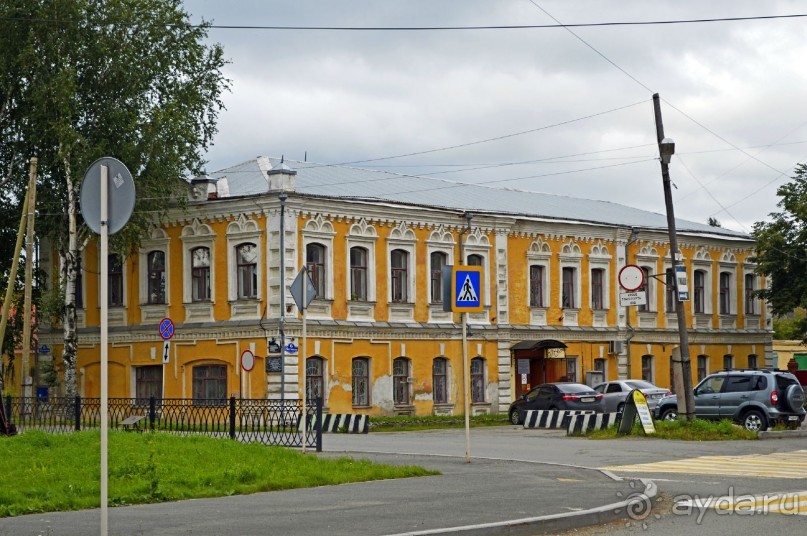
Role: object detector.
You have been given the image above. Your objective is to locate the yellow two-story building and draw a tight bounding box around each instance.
[36,156,770,416]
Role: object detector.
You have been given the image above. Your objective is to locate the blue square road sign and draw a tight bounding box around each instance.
[452,266,483,313]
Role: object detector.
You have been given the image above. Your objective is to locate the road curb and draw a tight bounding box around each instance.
[759,429,807,440]
[384,479,658,536]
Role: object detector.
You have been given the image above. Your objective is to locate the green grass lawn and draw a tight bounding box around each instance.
[0,431,437,518]
[584,418,758,440]
[370,413,510,432]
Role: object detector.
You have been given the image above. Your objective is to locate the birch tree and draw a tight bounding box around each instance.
[0,0,228,397]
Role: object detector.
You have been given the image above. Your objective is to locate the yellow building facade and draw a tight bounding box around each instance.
[35,157,771,416]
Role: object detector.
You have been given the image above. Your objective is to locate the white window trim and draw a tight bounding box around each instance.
[742,263,760,316]
[226,215,263,302]
[302,215,336,301]
[180,219,216,304]
[426,225,456,305]
[588,242,612,311]
[559,241,583,310]
[387,222,417,304]
[464,228,492,307]
[526,239,551,310]
[692,249,713,315]
[138,228,170,305]
[346,219,379,302]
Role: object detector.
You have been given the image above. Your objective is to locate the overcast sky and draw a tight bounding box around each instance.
[182,1,807,233]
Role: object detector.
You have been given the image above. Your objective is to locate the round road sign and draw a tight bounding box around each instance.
[240,350,255,372]
[79,157,136,235]
[159,317,175,340]
[618,264,645,292]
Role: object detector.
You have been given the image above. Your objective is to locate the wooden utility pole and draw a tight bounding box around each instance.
[0,159,34,395]
[21,157,38,398]
[652,95,695,420]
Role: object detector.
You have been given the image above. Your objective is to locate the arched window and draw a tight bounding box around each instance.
[638,267,651,312]
[109,254,123,306]
[719,272,731,314]
[562,267,576,309]
[430,251,447,303]
[641,355,654,383]
[393,357,411,405]
[391,249,409,303]
[350,247,368,301]
[693,270,706,313]
[529,265,544,307]
[352,357,370,406]
[191,247,211,301]
[433,358,448,404]
[147,251,166,304]
[471,358,485,403]
[591,268,605,310]
[697,355,709,381]
[723,354,734,370]
[467,254,483,266]
[192,365,226,405]
[744,274,756,314]
[665,268,676,312]
[236,243,258,299]
[306,357,325,401]
[306,243,326,298]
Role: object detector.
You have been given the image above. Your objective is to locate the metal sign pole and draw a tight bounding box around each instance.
[301,267,307,454]
[100,164,109,536]
[462,312,470,463]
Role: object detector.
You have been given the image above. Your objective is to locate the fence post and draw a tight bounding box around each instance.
[315,396,323,452]
[74,396,81,431]
[149,396,156,431]
[229,396,236,440]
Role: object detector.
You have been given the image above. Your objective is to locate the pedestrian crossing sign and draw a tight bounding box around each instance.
[452,266,483,312]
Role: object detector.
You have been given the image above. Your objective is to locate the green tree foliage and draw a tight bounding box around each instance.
[772,309,807,340]
[753,164,807,339]
[0,0,229,395]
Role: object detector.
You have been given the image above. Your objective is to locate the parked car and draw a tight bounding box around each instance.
[593,380,671,413]
[654,369,807,432]
[508,382,605,425]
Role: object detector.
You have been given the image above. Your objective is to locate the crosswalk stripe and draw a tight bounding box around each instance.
[602,449,807,479]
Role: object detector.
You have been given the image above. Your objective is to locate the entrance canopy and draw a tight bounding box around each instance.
[510,339,568,351]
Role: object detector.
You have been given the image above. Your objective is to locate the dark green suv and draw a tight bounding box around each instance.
[654,369,806,432]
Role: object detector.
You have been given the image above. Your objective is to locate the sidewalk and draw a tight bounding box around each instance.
[0,453,655,536]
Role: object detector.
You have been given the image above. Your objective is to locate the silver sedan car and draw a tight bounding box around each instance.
[593,380,671,413]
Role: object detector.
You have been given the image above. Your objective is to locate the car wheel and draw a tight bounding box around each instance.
[509,409,522,425]
[616,402,625,414]
[660,407,678,421]
[742,410,768,433]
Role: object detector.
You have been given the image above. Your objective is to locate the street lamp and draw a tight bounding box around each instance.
[659,138,675,164]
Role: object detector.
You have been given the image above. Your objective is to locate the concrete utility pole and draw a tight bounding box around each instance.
[652,93,695,420]
[21,157,38,399]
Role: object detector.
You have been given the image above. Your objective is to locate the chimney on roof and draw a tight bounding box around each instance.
[189,174,224,201]
[266,155,297,192]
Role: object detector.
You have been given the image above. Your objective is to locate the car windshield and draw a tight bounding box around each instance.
[626,381,656,390]
[557,383,595,393]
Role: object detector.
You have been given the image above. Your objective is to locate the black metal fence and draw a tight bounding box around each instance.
[3,395,323,451]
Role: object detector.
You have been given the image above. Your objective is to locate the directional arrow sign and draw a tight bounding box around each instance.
[162,340,171,364]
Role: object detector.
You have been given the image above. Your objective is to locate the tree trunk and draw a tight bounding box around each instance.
[61,158,78,400]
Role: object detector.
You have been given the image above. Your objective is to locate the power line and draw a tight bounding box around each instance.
[8,13,807,30]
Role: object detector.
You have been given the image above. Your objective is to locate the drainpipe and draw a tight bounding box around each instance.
[625,227,640,379]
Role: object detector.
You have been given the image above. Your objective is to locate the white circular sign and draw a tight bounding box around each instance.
[79,157,136,235]
[618,264,645,292]
[240,350,255,372]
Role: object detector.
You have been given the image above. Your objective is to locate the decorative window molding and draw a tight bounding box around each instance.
[559,240,582,326]
[527,239,552,325]
[588,241,611,323]
[303,215,335,318]
[139,228,170,324]
[464,229,492,322]
[427,225,455,323]
[718,251,737,320]
[387,222,416,322]
[181,218,215,322]
[346,219,378,321]
[225,215,262,319]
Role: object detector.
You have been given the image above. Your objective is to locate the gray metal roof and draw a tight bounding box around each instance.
[206,157,750,239]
